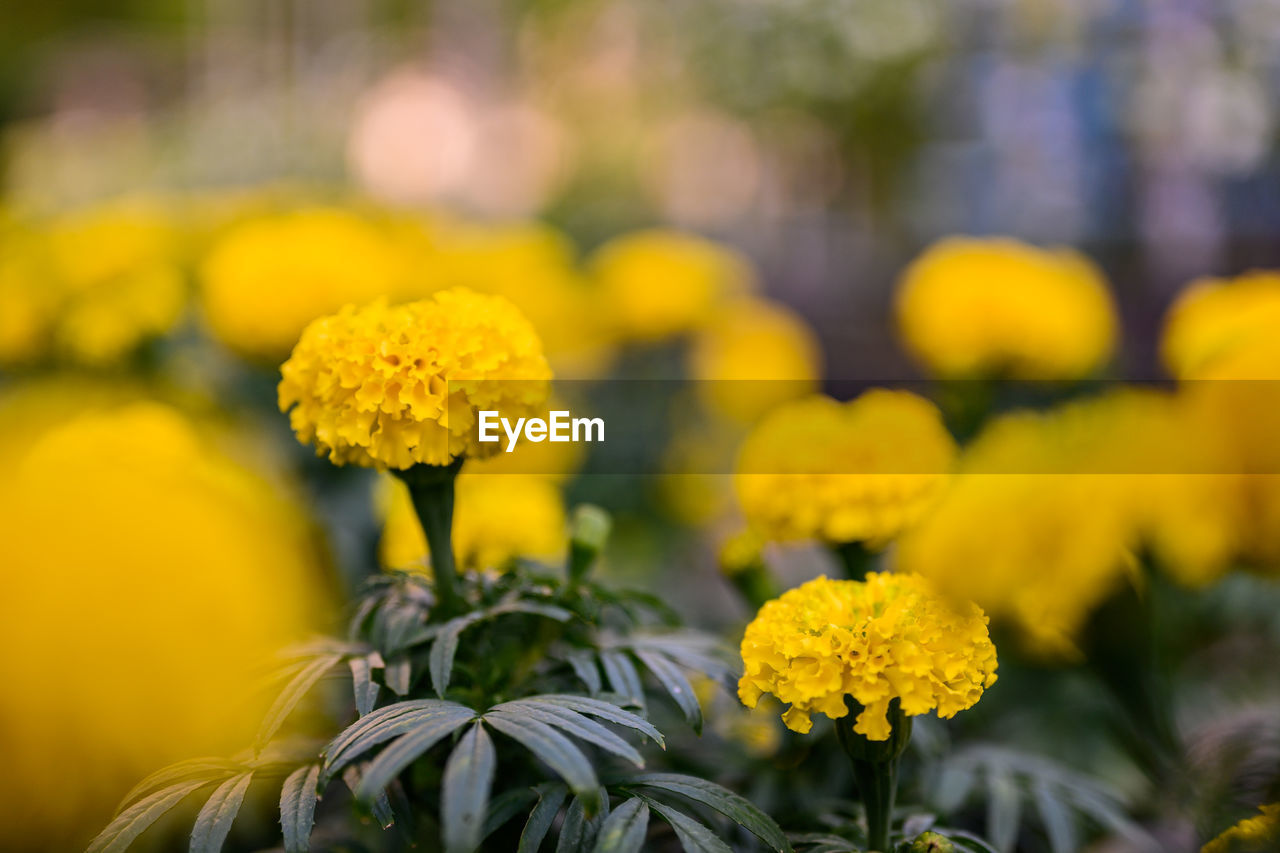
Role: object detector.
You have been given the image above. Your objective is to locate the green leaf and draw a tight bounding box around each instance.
[481,786,540,843]
[599,651,645,708]
[565,649,602,695]
[349,653,383,717]
[634,650,702,734]
[622,773,790,853]
[442,723,497,853]
[1033,779,1077,853]
[324,699,475,779]
[87,780,209,853]
[491,700,644,767]
[341,766,395,829]
[591,797,648,853]
[279,764,321,853]
[115,759,240,814]
[555,797,591,853]
[257,654,342,747]
[492,601,574,622]
[640,797,732,853]
[986,764,1021,853]
[189,771,253,853]
[519,784,568,853]
[354,706,478,801]
[485,711,601,812]
[384,654,412,696]
[430,612,486,697]
[521,695,664,747]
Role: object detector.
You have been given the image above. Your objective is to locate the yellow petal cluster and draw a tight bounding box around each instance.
[688,296,822,423]
[734,391,956,546]
[1203,804,1280,853]
[0,200,187,366]
[381,473,566,571]
[895,237,1117,379]
[0,400,326,848]
[591,228,754,342]
[200,206,409,360]
[278,288,552,469]
[738,573,998,739]
[1161,271,1280,379]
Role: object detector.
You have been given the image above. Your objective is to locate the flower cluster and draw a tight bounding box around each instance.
[1162,271,1280,379]
[895,237,1117,379]
[381,473,566,571]
[1202,804,1279,853]
[278,288,552,469]
[738,573,998,739]
[734,391,956,546]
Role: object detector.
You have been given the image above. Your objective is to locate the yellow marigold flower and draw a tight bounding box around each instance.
[738,573,998,739]
[1203,804,1280,853]
[0,402,327,848]
[734,391,957,546]
[591,228,754,342]
[279,288,552,470]
[688,296,822,423]
[1162,271,1280,379]
[381,473,566,571]
[200,206,409,360]
[896,237,1117,379]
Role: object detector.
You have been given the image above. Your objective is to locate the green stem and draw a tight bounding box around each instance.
[835,697,911,853]
[395,458,464,619]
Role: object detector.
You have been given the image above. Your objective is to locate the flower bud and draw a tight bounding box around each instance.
[908,831,957,853]
[569,504,612,582]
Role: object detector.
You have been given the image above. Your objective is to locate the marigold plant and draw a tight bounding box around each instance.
[734,390,956,547]
[895,236,1117,379]
[1162,270,1280,379]
[738,572,998,740]
[278,288,552,469]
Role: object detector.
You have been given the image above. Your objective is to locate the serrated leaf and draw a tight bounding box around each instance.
[481,786,540,843]
[485,711,601,812]
[556,797,591,853]
[519,784,568,853]
[342,765,395,829]
[591,797,648,853]
[384,654,412,695]
[257,654,342,747]
[189,771,252,853]
[430,612,486,696]
[599,651,645,708]
[324,699,474,779]
[623,773,790,853]
[87,780,208,853]
[565,649,603,695]
[639,797,732,853]
[522,695,664,747]
[986,763,1021,853]
[279,764,321,853]
[349,653,382,717]
[353,706,478,801]
[491,700,644,767]
[115,759,241,814]
[634,650,702,734]
[1033,779,1077,853]
[442,723,497,853]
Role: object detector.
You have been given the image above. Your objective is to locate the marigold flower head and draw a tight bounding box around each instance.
[1202,804,1280,853]
[200,207,409,359]
[381,473,566,571]
[688,296,822,423]
[591,228,754,342]
[738,573,998,739]
[279,288,552,470]
[896,237,1117,379]
[734,391,956,546]
[1162,271,1280,380]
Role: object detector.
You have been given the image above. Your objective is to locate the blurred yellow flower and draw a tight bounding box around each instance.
[1202,804,1280,853]
[0,402,327,848]
[200,206,409,359]
[590,228,754,342]
[381,473,566,571]
[1161,271,1280,379]
[734,391,956,546]
[738,573,997,739]
[895,237,1117,379]
[0,200,187,366]
[279,288,552,469]
[688,296,822,423]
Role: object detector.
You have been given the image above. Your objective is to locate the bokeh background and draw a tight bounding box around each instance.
[4,1,1280,850]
